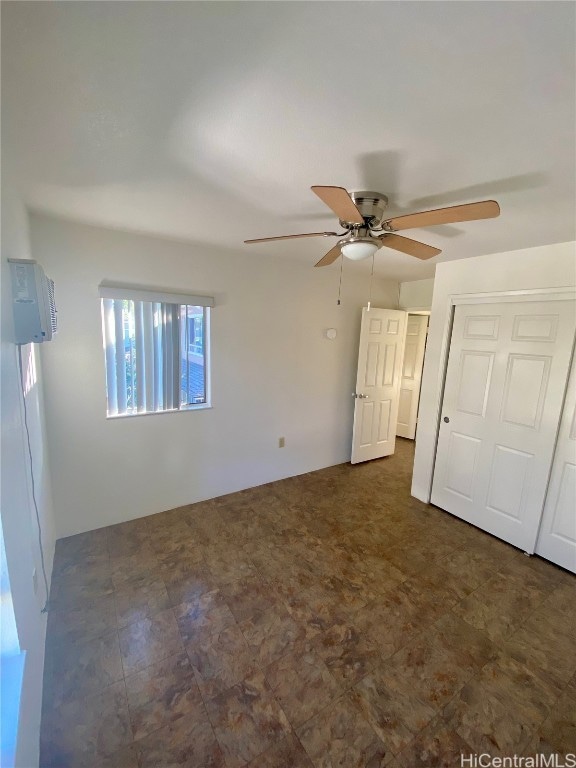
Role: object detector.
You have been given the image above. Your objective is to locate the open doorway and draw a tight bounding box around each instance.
[396,312,430,441]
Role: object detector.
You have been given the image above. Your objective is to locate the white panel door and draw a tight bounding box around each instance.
[431,300,576,552]
[397,314,429,440]
[536,348,576,572]
[351,308,407,464]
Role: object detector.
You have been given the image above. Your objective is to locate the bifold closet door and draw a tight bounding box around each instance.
[431,300,576,553]
[536,348,576,573]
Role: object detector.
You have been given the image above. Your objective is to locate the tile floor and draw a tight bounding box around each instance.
[40,440,576,767]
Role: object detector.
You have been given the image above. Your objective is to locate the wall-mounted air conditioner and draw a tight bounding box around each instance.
[9,259,57,344]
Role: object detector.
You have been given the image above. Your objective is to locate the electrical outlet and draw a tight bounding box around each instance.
[278,437,285,448]
[32,568,38,594]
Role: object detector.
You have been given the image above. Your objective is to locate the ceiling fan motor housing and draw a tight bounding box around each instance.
[339,191,389,229]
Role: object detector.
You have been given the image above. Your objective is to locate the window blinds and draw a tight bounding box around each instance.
[99,285,213,417]
[101,299,181,416]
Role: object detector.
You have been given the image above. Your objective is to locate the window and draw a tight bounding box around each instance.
[99,286,213,417]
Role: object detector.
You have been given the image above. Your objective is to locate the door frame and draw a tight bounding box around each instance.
[397,311,430,440]
[426,287,576,506]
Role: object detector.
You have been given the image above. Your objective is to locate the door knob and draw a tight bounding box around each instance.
[443,416,450,423]
[353,393,369,399]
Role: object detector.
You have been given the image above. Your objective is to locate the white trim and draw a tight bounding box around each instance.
[106,404,213,420]
[405,309,431,315]
[99,284,214,307]
[450,287,575,306]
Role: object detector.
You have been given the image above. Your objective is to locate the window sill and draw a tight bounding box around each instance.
[1,651,26,768]
[106,404,213,420]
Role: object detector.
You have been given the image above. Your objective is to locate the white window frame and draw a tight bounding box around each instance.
[99,284,214,419]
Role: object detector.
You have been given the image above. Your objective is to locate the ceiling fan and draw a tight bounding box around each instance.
[244,187,500,267]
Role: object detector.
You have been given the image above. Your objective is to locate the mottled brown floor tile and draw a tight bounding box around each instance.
[296,696,390,768]
[396,716,473,768]
[51,554,111,586]
[359,582,437,660]
[174,589,236,645]
[381,539,431,577]
[95,744,140,768]
[41,681,132,767]
[349,555,407,596]
[106,520,150,558]
[282,587,348,639]
[476,651,561,724]
[314,621,380,687]
[435,545,504,593]
[46,630,124,706]
[318,573,376,613]
[44,442,574,768]
[146,506,195,531]
[54,529,109,569]
[246,732,313,767]
[269,566,320,599]
[50,572,115,611]
[240,604,304,667]
[46,594,117,647]
[443,678,536,756]
[529,593,576,640]
[188,509,229,546]
[162,559,216,606]
[351,670,436,755]
[534,691,576,756]
[431,613,496,669]
[566,670,576,699]
[206,670,292,767]
[453,570,551,642]
[501,554,574,591]
[264,648,341,729]
[125,652,203,740]
[188,622,257,701]
[148,523,201,558]
[115,581,171,628]
[42,740,139,768]
[109,551,161,590]
[119,608,184,675]
[340,525,400,559]
[521,732,568,762]
[473,532,520,562]
[409,562,474,607]
[204,546,256,586]
[379,636,476,712]
[136,708,225,767]
[543,579,576,622]
[220,574,278,623]
[503,611,576,689]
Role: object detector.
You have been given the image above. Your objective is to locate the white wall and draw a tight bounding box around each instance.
[399,277,435,310]
[412,241,576,502]
[31,213,399,538]
[1,192,56,767]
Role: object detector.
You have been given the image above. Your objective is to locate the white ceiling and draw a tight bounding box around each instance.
[3,1,575,281]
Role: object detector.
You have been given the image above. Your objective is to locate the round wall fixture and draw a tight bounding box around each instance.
[325,328,337,340]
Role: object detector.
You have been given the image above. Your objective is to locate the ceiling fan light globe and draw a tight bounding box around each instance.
[341,240,379,261]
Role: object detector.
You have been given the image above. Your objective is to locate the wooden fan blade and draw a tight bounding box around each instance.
[315,244,342,267]
[311,186,364,224]
[378,234,441,260]
[386,200,500,231]
[244,231,337,244]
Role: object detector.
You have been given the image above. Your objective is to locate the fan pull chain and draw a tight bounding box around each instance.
[367,252,375,312]
[337,253,344,305]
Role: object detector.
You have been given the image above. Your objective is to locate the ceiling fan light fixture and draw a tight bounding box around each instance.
[341,239,379,261]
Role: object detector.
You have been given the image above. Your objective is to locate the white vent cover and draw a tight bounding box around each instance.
[9,259,57,344]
